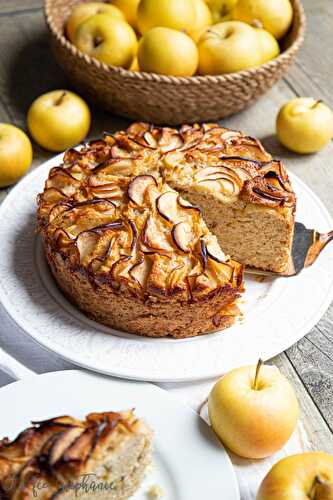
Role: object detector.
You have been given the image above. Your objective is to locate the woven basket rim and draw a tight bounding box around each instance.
[44,0,306,85]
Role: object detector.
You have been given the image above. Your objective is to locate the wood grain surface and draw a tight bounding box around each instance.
[0,0,332,452]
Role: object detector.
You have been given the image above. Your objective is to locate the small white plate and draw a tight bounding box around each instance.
[0,155,332,382]
[0,370,239,499]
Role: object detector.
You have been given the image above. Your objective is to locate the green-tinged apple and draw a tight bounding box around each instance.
[198,21,262,75]
[255,27,280,63]
[66,2,125,42]
[27,90,91,152]
[257,452,333,500]
[137,0,195,35]
[138,27,198,76]
[190,0,213,42]
[208,359,299,459]
[110,0,141,29]
[0,124,33,187]
[277,98,333,154]
[232,0,293,40]
[207,0,239,23]
[74,14,137,68]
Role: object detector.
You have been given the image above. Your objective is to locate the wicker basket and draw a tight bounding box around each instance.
[44,0,305,125]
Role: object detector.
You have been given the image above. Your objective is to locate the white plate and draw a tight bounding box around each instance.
[0,370,239,499]
[0,155,333,382]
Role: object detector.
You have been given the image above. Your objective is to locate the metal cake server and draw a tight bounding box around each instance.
[245,222,333,277]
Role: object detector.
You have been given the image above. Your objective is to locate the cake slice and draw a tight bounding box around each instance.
[0,411,152,499]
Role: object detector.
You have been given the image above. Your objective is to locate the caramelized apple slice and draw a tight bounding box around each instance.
[128,175,157,206]
[177,196,201,214]
[172,222,194,253]
[159,133,183,153]
[156,191,179,222]
[144,131,158,148]
[143,216,173,252]
[76,231,100,263]
[206,238,226,263]
[129,256,152,289]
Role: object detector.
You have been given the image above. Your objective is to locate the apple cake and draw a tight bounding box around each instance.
[0,410,152,499]
[37,122,295,338]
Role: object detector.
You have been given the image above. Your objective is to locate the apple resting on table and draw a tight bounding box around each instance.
[257,452,333,500]
[208,360,299,459]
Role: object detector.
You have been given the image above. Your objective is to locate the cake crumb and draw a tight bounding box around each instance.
[147,484,164,498]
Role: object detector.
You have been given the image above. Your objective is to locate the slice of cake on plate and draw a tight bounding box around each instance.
[0,410,152,499]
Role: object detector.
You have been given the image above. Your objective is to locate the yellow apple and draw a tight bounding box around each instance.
[27,90,91,152]
[74,14,137,68]
[208,360,299,459]
[0,124,33,187]
[137,0,195,35]
[256,27,280,63]
[232,0,293,40]
[276,98,333,154]
[257,452,333,500]
[130,56,139,71]
[198,21,262,75]
[207,0,239,23]
[138,27,198,77]
[66,2,125,43]
[189,0,213,42]
[110,0,140,29]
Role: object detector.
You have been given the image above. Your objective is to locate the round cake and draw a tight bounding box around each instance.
[37,122,295,338]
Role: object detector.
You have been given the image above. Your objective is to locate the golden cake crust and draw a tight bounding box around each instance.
[37,122,295,338]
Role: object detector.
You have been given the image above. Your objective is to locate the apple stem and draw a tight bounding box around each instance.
[252,19,263,29]
[309,475,326,499]
[311,99,322,109]
[55,91,66,106]
[253,358,264,390]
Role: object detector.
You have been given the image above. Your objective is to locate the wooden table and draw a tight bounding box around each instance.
[0,0,332,456]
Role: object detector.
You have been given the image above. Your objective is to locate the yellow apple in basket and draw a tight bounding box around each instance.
[137,0,195,34]
[232,0,293,40]
[277,98,333,154]
[257,452,333,500]
[66,2,125,42]
[27,90,91,152]
[208,360,299,458]
[74,14,137,68]
[138,27,199,76]
[198,21,262,75]
[0,124,33,187]
[110,0,141,29]
[207,0,239,23]
[189,0,213,42]
[256,27,280,63]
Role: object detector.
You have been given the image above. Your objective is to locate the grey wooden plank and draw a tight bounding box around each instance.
[0,1,42,15]
[283,0,333,108]
[286,304,333,432]
[273,353,333,453]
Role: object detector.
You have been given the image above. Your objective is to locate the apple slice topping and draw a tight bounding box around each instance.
[156,191,179,222]
[128,175,157,206]
[129,257,152,289]
[172,222,194,253]
[143,131,158,148]
[76,231,100,263]
[177,196,201,214]
[159,134,184,153]
[220,130,241,142]
[143,216,173,252]
[206,238,226,263]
